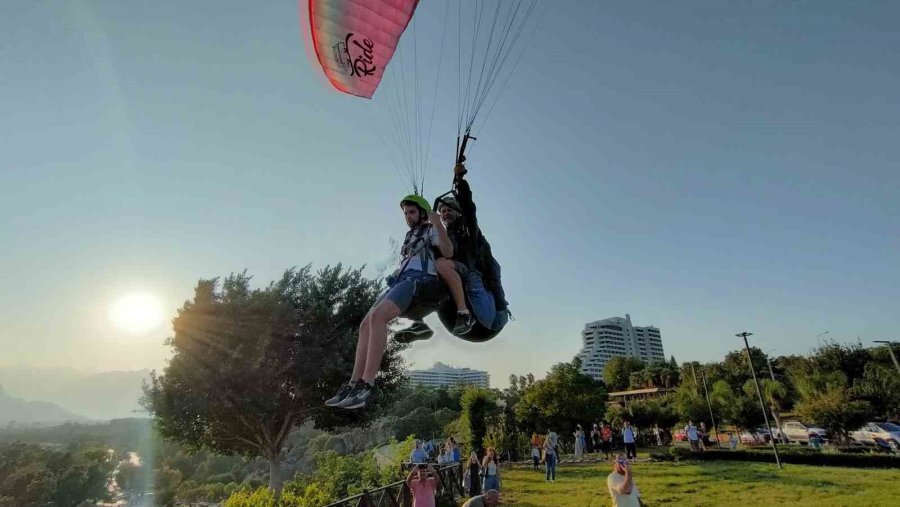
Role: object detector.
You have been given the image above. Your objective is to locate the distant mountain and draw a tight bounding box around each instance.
[0,384,87,424]
[0,366,152,420]
[0,364,85,402]
[54,369,152,420]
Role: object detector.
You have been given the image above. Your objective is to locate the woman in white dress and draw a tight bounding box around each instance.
[573,424,585,459]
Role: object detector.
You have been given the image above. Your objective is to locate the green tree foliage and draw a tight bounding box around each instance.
[709,380,765,432]
[703,347,769,391]
[628,362,681,389]
[144,266,405,492]
[794,370,875,443]
[603,356,645,392]
[787,342,880,442]
[223,446,396,507]
[458,387,499,454]
[852,363,900,420]
[516,359,608,434]
[0,442,113,507]
[672,383,710,426]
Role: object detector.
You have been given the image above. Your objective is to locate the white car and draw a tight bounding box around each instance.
[850,422,900,450]
[780,421,828,444]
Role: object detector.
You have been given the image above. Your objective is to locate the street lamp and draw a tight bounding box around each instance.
[873,341,900,376]
[816,331,830,340]
[736,332,782,468]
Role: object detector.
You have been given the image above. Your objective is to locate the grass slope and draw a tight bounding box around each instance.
[496,460,900,506]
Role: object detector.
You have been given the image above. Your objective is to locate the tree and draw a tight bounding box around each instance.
[603,357,645,392]
[53,446,115,507]
[516,359,608,434]
[794,369,875,443]
[709,380,764,432]
[458,387,499,454]
[672,384,709,427]
[797,386,873,443]
[853,363,900,420]
[144,266,405,492]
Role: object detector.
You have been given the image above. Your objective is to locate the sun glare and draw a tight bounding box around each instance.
[109,293,164,334]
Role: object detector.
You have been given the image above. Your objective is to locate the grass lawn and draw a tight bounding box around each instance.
[494,458,900,506]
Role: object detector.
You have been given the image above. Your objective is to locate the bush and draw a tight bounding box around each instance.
[649,451,674,462]
[680,449,900,468]
[669,447,693,461]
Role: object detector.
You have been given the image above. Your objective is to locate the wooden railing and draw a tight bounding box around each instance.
[324,463,465,507]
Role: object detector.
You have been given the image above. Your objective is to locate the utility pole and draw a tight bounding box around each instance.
[873,341,900,376]
[700,371,721,447]
[737,332,782,469]
[764,354,788,445]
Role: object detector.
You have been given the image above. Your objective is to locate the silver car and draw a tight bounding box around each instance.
[850,422,900,450]
[780,421,828,444]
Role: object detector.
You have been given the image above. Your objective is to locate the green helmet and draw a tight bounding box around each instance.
[400,194,431,213]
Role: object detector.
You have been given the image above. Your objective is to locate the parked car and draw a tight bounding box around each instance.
[850,422,900,450]
[780,421,828,444]
[739,428,771,445]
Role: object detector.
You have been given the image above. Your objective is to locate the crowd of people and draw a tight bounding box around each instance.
[403,431,650,507]
[406,437,502,507]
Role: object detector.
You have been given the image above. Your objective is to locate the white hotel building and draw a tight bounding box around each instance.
[408,362,490,389]
[577,314,665,381]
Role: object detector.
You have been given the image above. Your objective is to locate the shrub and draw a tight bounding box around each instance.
[649,451,674,462]
[686,449,900,468]
[669,447,693,461]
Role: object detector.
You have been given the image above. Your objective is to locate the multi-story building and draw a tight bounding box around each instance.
[577,314,665,381]
[408,362,490,389]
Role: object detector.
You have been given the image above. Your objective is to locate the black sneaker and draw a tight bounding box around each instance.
[324,381,357,407]
[337,382,380,410]
[452,312,475,336]
[393,321,434,344]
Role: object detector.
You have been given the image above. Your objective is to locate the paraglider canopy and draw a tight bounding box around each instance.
[307,0,421,99]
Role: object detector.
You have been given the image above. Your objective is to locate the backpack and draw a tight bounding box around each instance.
[473,234,508,311]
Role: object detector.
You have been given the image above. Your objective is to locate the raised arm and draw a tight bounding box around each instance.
[453,165,478,231]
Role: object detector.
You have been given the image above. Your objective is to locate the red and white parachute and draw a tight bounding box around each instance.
[305,0,538,193]
[308,0,420,99]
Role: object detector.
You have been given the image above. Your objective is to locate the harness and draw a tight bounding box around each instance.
[397,223,436,277]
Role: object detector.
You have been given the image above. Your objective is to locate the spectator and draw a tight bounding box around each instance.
[685,421,701,452]
[481,447,501,491]
[607,453,641,507]
[450,437,461,462]
[410,440,428,464]
[574,425,585,460]
[601,423,613,461]
[548,429,559,452]
[530,433,541,469]
[653,425,662,446]
[699,422,709,449]
[622,421,637,462]
[462,490,499,507]
[591,424,601,454]
[729,432,738,450]
[423,439,434,458]
[543,434,557,482]
[463,451,481,497]
[406,464,439,507]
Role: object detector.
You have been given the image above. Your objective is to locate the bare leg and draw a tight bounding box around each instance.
[436,258,468,313]
[362,299,403,383]
[349,313,372,382]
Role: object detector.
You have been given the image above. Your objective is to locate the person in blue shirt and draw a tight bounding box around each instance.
[410,440,429,464]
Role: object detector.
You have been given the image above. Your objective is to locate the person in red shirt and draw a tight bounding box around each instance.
[601,423,614,461]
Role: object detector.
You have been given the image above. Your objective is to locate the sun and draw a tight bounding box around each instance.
[109,293,164,334]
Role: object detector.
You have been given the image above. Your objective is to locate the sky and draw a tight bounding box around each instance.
[1,0,898,388]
